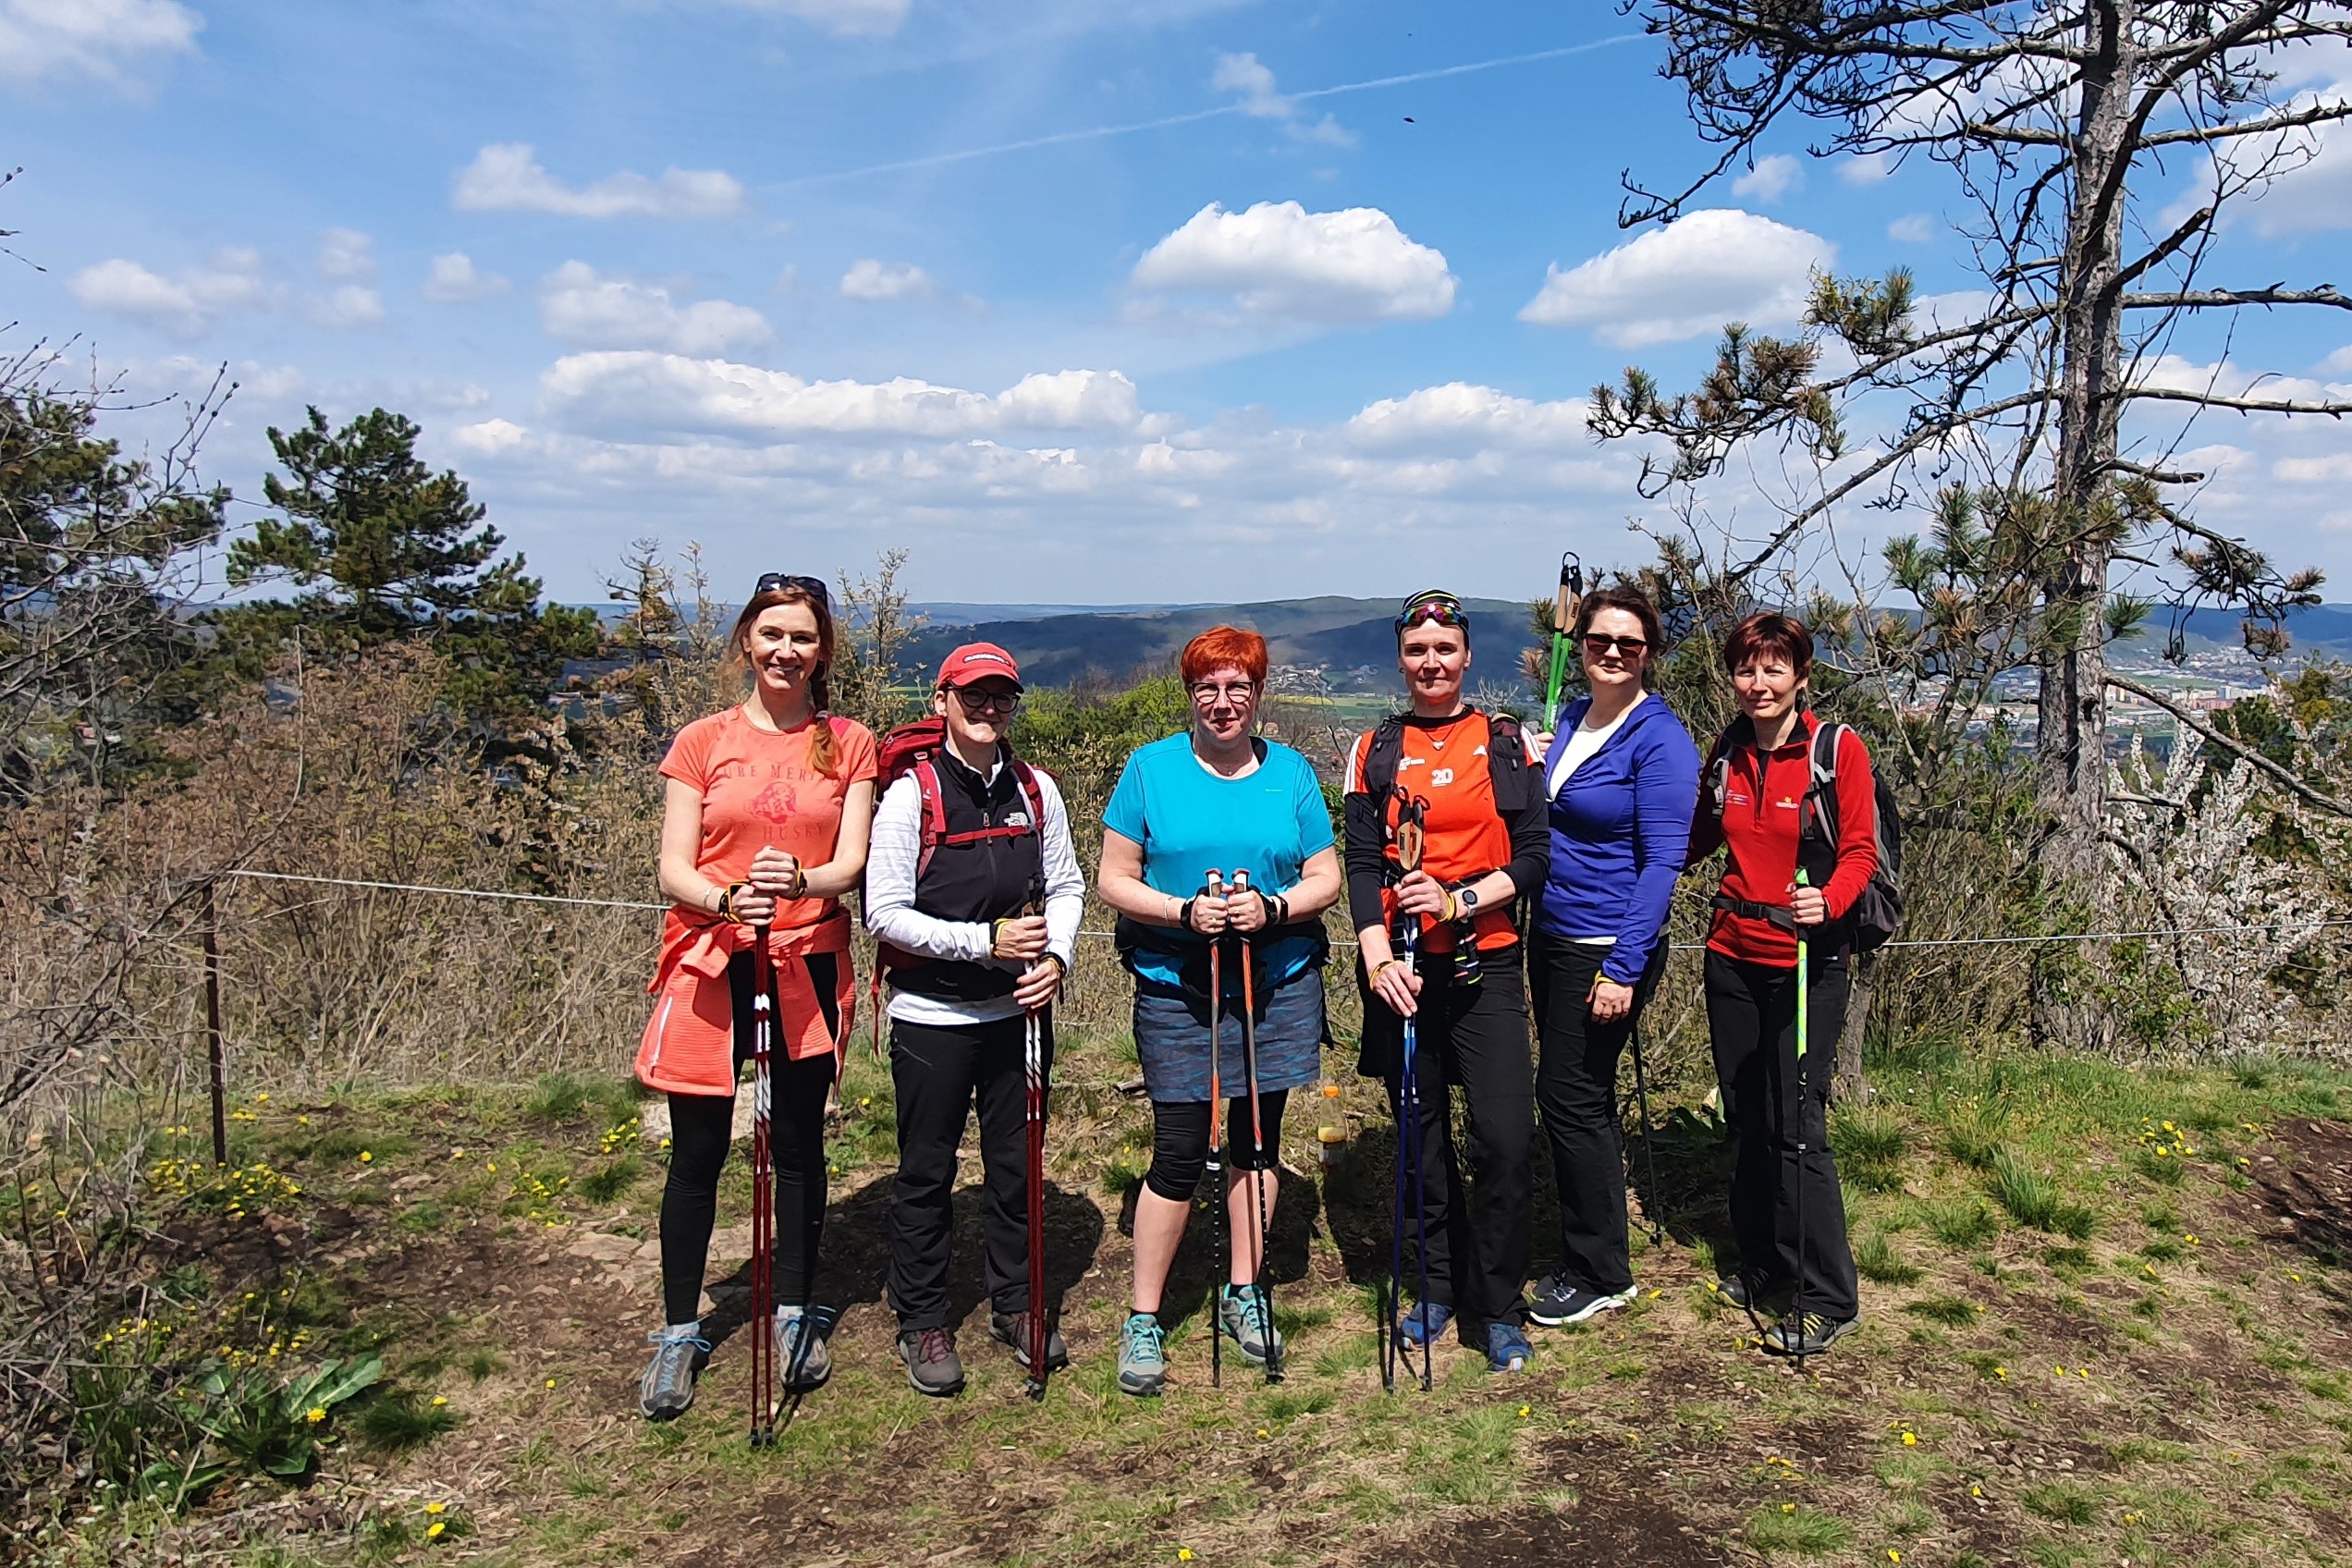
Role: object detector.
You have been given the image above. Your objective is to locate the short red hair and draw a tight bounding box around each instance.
[1181,625,1268,687]
[1722,611,1813,677]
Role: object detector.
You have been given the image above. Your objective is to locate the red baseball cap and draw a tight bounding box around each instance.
[936,642,1023,691]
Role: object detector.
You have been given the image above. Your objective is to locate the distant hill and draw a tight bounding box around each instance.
[900,595,1531,689]
[2158,605,2352,658]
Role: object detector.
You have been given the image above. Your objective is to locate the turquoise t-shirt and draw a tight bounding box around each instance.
[1102,733,1335,992]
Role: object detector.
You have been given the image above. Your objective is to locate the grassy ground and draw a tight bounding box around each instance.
[36,1023,2352,1568]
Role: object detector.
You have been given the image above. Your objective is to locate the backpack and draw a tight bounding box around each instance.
[1703,716,1903,954]
[863,716,1048,1048]
[1357,709,1538,820]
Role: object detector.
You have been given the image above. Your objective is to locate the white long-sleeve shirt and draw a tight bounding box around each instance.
[863,757,1086,1026]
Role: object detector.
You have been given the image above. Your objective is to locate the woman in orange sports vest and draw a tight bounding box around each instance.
[632,575,877,1420]
[1345,590,1549,1375]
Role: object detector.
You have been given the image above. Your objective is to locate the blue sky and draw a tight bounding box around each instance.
[9,0,2352,606]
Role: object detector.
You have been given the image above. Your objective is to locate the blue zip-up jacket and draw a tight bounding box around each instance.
[1534,693,1702,984]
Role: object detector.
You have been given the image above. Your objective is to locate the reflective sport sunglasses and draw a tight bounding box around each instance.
[753,572,830,606]
[1583,632,1649,656]
[1395,591,1471,636]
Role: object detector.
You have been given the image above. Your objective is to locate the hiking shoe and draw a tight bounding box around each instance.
[638,1327,710,1420]
[1761,1309,1859,1358]
[1218,1283,1283,1367]
[1398,1299,1454,1348]
[1527,1276,1637,1327]
[1715,1274,1791,1318]
[777,1306,832,1392]
[1118,1312,1166,1398]
[1486,1321,1533,1374]
[989,1310,1070,1373]
[895,1326,965,1396]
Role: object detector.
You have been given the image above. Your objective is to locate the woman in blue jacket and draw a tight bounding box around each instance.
[1526,585,1700,1327]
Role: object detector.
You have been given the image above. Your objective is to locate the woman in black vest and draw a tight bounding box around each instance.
[864,643,1086,1396]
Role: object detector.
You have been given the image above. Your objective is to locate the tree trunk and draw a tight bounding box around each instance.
[1833,954,1873,1106]
[2034,2,2136,1046]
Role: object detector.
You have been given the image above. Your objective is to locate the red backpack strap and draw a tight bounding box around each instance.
[1011,758,1046,831]
[911,757,949,880]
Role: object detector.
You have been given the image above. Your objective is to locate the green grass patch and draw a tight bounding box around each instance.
[1989,1147,2095,1239]
[577,1154,643,1204]
[1854,1232,1924,1286]
[1831,1106,1908,1191]
[2021,1481,2097,1525]
[1745,1503,1854,1555]
[354,1389,462,1452]
[1904,1295,1980,1328]
[1925,1199,2001,1249]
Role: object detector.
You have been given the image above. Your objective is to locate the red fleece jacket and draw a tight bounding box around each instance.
[1686,711,1878,968]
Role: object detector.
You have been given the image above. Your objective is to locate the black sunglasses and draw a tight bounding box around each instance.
[1583,633,1648,656]
[754,572,829,606]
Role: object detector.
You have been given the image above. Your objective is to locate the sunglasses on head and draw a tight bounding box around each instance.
[753,572,829,606]
[1583,632,1648,656]
[1394,592,1470,635]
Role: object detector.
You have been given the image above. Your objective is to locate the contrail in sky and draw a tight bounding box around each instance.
[765,34,1647,190]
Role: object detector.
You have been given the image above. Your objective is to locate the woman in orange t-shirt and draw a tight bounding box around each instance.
[632,575,877,1420]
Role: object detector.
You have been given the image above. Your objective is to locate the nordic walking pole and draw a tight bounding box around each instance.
[1231,871,1282,1384]
[1542,552,1584,732]
[1022,876,1050,1402]
[749,918,776,1446]
[1203,869,1226,1390]
[1390,790,1434,1393]
[1792,869,1812,1371]
[1629,1018,1663,1244]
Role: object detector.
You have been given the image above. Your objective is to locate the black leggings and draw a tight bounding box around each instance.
[1143,1090,1289,1202]
[657,950,839,1326]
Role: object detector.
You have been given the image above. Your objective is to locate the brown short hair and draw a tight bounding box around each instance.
[727,582,840,774]
[1180,625,1269,687]
[1721,611,1813,678]
[1573,585,1665,654]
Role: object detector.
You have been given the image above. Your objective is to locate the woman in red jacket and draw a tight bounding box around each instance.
[1688,612,1874,1357]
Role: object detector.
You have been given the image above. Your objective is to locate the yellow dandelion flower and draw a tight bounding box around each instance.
[1970,1485,1983,1498]
[1178,1551,1194,1562]
[432,1395,449,1406]
[1782,1502,1796,1514]
[545,1378,557,1389]
[1889,1552,1901,1563]
[305,1406,326,1423]
[427,1522,447,1539]
[1901,1431,1917,1446]
[1517,1404,1531,1418]
[1256,1427,1269,1439]
[359,1151,373,1163]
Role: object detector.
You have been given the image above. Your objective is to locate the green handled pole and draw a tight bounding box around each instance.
[1795,869,1809,1060]
[1791,868,1811,1366]
[1542,552,1584,731]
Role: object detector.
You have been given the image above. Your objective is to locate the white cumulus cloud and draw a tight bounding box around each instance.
[539,352,1144,439]
[708,0,908,36]
[0,0,199,89]
[452,143,746,220]
[67,248,273,337]
[1212,52,1354,147]
[1842,150,1896,185]
[840,259,936,301]
[310,284,386,328]
[1346,383,1586,450]
[316,227,375,281]
[1518,208,1835,348]
[453,418,532,457]
[1887,213,1938,244]
[1731,154,1803,202]
[537,263,772,354]
[421,252,510,303]
[1133,201,1455,324]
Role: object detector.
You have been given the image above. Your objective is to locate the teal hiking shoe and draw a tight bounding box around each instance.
[1486,1321,1532,1374]
[1118,1312,1166,1397]
[1218,1283,1282,1367]
[1398,1299,1454,1348]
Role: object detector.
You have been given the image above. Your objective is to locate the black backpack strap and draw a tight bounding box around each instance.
[1483,711,1536,815]
[1360,717,1407,805]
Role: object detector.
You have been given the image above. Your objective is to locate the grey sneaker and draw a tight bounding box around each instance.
[1527,1277,1636,1327]
[1118,1312,1166,1398]
[638,1327,710,1420]
[1761,1309,1859,1358]
[896,1326,965,1397]
[989,1310,1070,1373]
[1218,1283,1283,1367]
[777,1306,832,1391]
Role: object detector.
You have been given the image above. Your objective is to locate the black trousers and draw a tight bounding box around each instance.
[1704,948,1860,1320]
[1361,943,1535,1339]
[888,1011,1055,1331]
[1528,933,1666,1296]
[657,950,839,1326]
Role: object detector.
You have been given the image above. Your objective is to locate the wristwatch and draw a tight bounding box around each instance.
[1452,884,1479,920]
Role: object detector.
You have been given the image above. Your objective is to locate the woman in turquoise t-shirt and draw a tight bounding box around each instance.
[1096,626,1342,1397]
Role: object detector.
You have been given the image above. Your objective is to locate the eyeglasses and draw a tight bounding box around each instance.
[1394,591,1470,635]
[1189,680,1256,704]
[753,572,829,606]
[1583,633,1649,656]
[951,686,1021,714]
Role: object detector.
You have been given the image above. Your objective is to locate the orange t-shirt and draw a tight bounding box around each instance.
[659,705,879,928]
[635,708,878,1091]
[1346,713,1525,953]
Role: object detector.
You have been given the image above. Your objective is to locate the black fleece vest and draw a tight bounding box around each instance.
[894,753,1045,1002]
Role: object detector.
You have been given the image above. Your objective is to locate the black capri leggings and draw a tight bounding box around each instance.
[1144,1090,1290,1202]
[657,949,839,1327]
